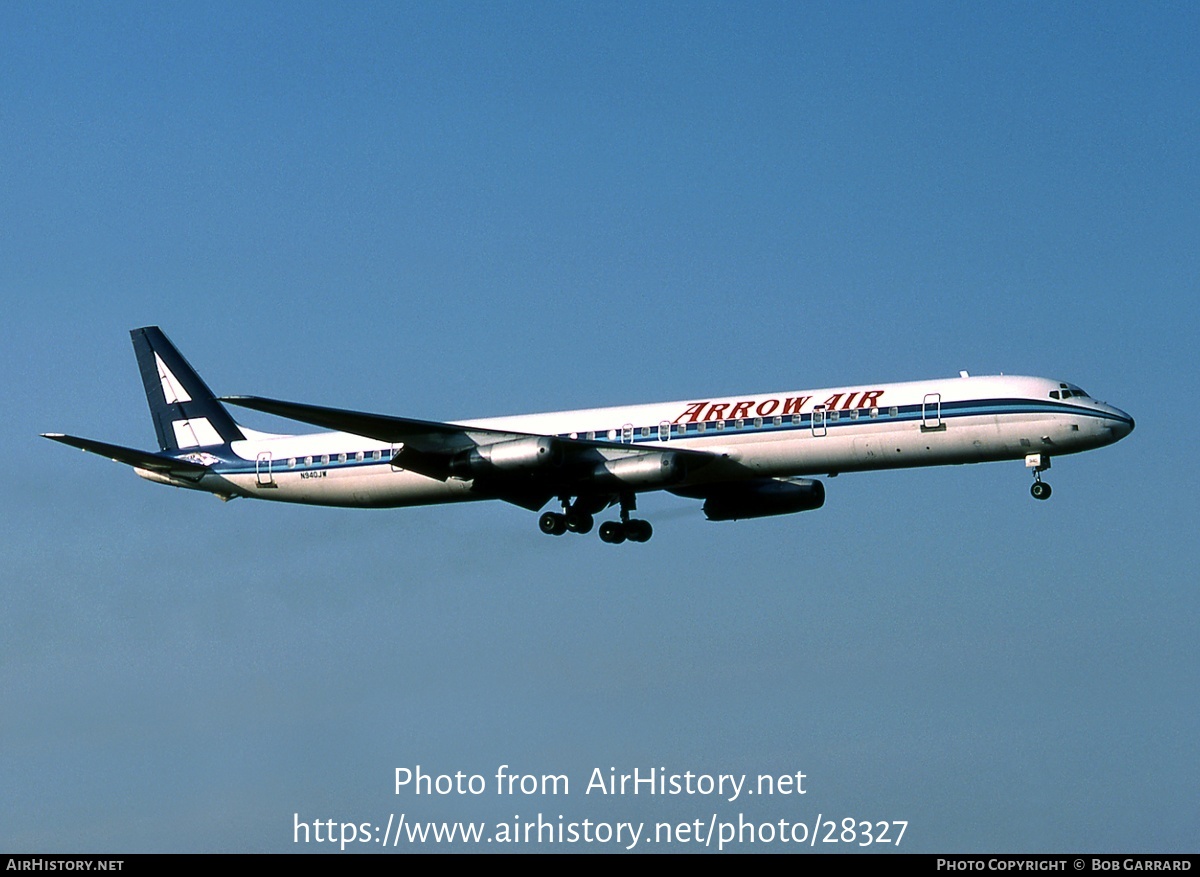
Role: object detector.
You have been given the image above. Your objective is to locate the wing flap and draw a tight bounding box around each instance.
[390,445,454,481]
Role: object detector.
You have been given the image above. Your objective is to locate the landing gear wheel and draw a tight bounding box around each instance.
[565,509,594,534]
[598,521,626,544]
[625,519,653,542]
[539,511,568,535]
[1030,481,1052,500]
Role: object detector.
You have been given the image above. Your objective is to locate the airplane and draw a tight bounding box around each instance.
[44,327,1135,544]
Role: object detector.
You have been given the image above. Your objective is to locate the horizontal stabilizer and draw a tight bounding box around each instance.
[42,433,211,480]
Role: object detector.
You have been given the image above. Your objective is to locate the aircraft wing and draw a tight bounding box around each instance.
[42,433,212,480]
[221,393,718,456]
[220,395,720,507]
[221,396,515,450]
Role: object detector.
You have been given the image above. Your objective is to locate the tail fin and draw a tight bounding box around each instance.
[130,327,246,451]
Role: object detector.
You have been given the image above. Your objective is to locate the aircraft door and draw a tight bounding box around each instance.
[811,405,828,437]
[922,393,944,431]
[256,451,275,487]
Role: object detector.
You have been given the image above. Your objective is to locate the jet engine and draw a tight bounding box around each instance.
[594,452,685,487]
[696,477,825,521]
[450,436,562,476]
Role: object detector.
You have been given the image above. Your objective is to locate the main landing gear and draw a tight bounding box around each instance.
[539,494,653,544]
[539,506,593,535]
[599,517,652,544]
[1026,453,1052,500]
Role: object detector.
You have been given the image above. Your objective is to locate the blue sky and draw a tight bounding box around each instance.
[2,2,1196,852]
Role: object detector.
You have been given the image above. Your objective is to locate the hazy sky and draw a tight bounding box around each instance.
[2,2,1196,852]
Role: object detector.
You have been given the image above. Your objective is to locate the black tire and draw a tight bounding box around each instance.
[1031,482,1052,500]
[599,521,626,544]
[626,519,653,542]
[565,510,594,534]
[539,512,567,535]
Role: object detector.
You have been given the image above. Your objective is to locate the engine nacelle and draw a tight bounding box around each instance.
[594,452,685,487]
[451,436,561,476]
[700,478,825,521]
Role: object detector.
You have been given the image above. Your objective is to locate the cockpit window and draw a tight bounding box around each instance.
[1051,384,1090,401]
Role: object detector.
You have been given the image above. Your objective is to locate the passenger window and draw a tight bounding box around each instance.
[754,416,762,428]
[735,418,744,429]
[889,406,898,417]
[849,409,859,420]
[338,453,347,463]
[372,450,381,460]
[641,426,650,438]
[870,407,879,419]
[305,456,313,466]
[287,458,296,468]
[773,415,782,426]
[355,451,364,462]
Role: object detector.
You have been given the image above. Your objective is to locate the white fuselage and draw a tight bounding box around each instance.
[155,374,1133,508]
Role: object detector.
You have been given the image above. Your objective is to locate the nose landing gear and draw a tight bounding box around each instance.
[1026,453,1052,500]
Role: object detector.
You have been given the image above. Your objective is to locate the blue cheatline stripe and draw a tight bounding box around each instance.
[555,398,1127,441]
[209,450,398,478]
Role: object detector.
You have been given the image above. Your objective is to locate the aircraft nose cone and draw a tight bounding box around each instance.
[1108,410,1135,441]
